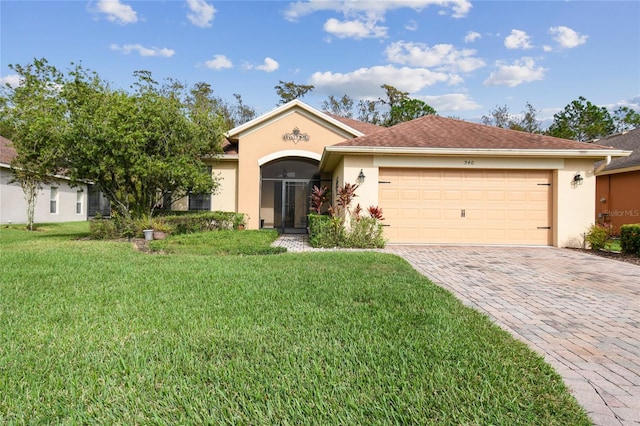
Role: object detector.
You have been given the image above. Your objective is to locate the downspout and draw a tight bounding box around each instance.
[594,155,611,174]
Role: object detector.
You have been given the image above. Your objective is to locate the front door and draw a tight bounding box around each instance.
[260,158,319,233]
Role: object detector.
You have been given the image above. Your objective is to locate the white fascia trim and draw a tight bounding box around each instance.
[258,150,322,166]
[225,99,362,140]
[324,146,631,158]
[596,165,640,176]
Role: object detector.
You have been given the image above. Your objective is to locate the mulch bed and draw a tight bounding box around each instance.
[572,248,640,266]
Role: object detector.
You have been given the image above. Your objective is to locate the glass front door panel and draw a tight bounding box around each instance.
[284,181,308,230]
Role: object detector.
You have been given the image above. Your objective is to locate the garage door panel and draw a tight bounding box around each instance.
[379,168,551,245]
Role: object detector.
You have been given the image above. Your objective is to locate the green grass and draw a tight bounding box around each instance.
[605,238,622,252]
[0,223,590,425]
[149,229,286,255]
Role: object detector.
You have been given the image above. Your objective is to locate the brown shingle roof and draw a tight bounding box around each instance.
[593,128,640,171]
[0,136,17,165]
[333,114,619,151]
[323,113,384,135]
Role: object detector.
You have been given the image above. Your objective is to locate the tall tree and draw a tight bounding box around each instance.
[547,96,615,141]
[321,94,354,118]
[62,65,223,220]
[516,102,542,134]
[274,80,314,105]
[482,105,512,128]
[483,103,541,133]
[0,58,67,230]
[613,106,640,133]
[387,98,436,126]
[357,99,383,125]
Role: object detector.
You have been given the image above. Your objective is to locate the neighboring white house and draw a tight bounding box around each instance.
[0,135,89,225]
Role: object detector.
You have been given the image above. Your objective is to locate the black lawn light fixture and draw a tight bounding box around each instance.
[356,169,366,185]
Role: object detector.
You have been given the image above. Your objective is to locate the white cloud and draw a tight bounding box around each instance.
[405,20,418,31]
[464,31,481,43]
[418,94,481,112]
[483,57,546,87]
[542,45,553,52]
[285,0,472,21]
[95,0,138,24]
[246,57,280,72]
[186,0,215,28]
[549,26,588,49]
[285,1,470,40]
[110,44,175,57]
[309,65,453,98]
[0,74,21,88]
[205,54,232,70]
[323,18,387,39]
[504,29,533,50]
[385,41,485,73]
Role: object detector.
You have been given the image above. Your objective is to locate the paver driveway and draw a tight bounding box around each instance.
[386,245,640,426]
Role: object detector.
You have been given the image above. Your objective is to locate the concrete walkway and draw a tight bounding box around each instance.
[273,235,640,425]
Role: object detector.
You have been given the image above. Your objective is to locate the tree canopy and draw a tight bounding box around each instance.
[0,58,68,229]
[547,96,615,141]
[62,66,224,220]
[1,58,226,224]
[274,80,314,105]
[482,102,541,134]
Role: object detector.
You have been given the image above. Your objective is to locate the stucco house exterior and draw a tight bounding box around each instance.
[203,100,629,248]
[593,128,640,234]
[0,135,94,224]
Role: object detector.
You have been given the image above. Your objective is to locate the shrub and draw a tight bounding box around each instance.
[345,217,385,248]
[307,184,386,249]
[89,214,118,239]
[620,224,640,255]
[308,214,343,248]
[585,224,608,251]
[161,212,246,235]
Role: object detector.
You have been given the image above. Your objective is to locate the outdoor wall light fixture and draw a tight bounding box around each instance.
[335,177,339,191]
[572,173,584,186]
[356,169,366,184]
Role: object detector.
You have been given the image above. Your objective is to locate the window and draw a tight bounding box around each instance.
[50,187,58,214]
[188,193,211,211]
[76,190,83,215]
[188,166,212,211]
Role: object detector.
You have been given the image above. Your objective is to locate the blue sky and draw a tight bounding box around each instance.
[2,1,639,126]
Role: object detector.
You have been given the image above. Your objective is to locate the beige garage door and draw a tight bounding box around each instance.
[379,168,552,245]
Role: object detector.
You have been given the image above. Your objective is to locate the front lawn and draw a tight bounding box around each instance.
[0,223,590,424]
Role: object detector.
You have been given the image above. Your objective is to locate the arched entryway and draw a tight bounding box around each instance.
[260,158,320,233]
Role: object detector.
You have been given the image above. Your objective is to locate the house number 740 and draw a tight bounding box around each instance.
[464,160,475,165]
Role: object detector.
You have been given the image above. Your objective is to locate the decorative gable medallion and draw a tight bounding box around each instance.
[282,127,310,144]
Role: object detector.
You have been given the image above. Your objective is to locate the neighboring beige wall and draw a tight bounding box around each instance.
[237,109,355,229]
[554,158,598,248]
[0,168,87,224]
[211,161,238,211]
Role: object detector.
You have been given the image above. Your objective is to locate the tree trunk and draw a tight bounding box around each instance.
[21,176,39,231]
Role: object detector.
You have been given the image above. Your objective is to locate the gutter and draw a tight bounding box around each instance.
[594,155,611,174]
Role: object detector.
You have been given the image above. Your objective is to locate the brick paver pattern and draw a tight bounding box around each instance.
[273,235,640,426]
[386,246,640,426]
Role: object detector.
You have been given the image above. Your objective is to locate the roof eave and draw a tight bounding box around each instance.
[224,99,363,141]
[320,146,631,172]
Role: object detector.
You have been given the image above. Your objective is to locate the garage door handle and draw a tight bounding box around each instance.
[461,209,466,218]
[537,226,551,229]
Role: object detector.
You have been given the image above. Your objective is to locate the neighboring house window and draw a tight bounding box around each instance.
[188,192,211,211]
[50,187,58,214]
[76,190,83,215]
[188,166,212,211]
